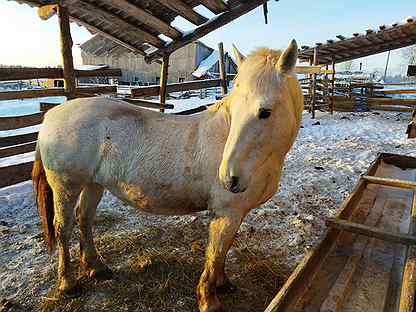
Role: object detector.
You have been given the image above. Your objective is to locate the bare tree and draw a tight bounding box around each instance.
[402,44,416,64]
[341,60,355,72]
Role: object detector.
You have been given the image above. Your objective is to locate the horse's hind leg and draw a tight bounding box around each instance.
[197,209,245,312]
[52,181,82,298]
[79,183,112,280]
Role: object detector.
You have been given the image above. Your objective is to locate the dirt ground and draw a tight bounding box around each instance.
[1,111,415,312]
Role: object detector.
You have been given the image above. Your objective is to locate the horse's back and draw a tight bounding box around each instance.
[38,97,147,181]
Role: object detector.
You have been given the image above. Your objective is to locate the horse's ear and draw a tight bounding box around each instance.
[232,44,246,68]
[277,39,298,74]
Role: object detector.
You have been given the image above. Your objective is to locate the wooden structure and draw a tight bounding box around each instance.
[80,37,237,84]
[265,152,416,312]
[298,17,416,117]
[12,0,269,107]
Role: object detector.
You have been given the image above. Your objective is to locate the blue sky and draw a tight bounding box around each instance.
[0,0,414,74]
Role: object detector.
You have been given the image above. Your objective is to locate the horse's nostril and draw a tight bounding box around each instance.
[230,176,239,189]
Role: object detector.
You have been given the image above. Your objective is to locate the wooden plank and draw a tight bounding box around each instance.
[399,192,416,312]
[218,42,228,96]
[69,16,148,57]
[362,175,416,190]
[200,0,228,14]
[311,47,318,119]
[0,67,122,81]
[370,106,413,113]
[0,113,43,131]
[0,142,37,159]
[0,85,116,101]
[155,0,208,26]
[0,132,38,148]
[146,0,265,62]
[131,78,221,97]
[326,218,416,246]
[58,4,76,99]
[159,55,169,112]
[68,0,165,49]
[368,98,416,106]
[381,89,416,95]
[121,98,174,109]
[0,161,34,189]
[98,0,182,39]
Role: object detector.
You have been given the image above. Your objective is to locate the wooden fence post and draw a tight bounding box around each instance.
[159,55,169,113]
[311,47,319,119]
[331,57,336,115]
[57,4,76,100]
[218,42,228,96]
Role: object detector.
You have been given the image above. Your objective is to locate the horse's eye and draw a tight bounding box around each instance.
[258,109,271,119]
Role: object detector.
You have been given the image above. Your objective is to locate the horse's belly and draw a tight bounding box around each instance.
[108,181,208,215]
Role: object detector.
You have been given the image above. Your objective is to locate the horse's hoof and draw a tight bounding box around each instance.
[88,267,113,281]
[59,283,82,299]
[199,303,225,312]
[216,280,236,294]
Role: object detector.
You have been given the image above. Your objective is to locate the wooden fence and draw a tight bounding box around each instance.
[302,77,416,113]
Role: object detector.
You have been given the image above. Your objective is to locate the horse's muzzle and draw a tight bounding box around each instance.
[224,176,247,193]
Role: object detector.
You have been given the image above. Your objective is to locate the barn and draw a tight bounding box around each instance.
[80,35,237,85]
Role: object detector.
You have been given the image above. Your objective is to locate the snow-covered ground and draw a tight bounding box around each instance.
[1,109,415,311]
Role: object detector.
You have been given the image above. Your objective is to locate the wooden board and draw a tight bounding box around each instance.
[0,113,43,131]
[0,161,34,188]
[265,153,416,312]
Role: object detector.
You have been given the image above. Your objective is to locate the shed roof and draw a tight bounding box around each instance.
[298,16,416,65]
[11,0,268,63]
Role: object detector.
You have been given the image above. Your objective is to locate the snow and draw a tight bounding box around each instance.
[192,50,220,78]
[1,109,416,309]
[75,64,108,71]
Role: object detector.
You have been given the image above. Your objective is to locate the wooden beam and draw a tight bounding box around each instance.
[97,0,182,39]
[131,78,222,97]
[0,142,37,159]
[0,113,43,131]
[200,0,228,14]
[399,192,416,312]
[146,0,266,62]
[155,0,208,26]
[0,85,116,101]
[67,0,165,49]
[0,132,38,148]
[331,58,335,115]
[0,67,122,81]
[326,218,416,246]
[218,42,228,96]
[69,16,148,57]
[159,55,169,112]
[0,161,34,189]
[362,175,416,190]
[57,4,76,99]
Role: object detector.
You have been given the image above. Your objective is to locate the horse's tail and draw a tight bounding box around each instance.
[32,145,56,254]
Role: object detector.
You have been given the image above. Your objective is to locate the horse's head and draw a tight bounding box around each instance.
[219,40,303,193]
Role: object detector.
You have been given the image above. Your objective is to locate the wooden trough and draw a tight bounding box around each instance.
[266,152,416,312]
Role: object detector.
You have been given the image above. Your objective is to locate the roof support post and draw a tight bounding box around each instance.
[311,47,319,119]
[159,55,169,113]
[331,57,336,115]
[218,42,228,96]
[57,4,76,100]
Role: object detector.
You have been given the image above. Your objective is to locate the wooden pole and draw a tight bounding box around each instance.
[384,50,391,82]
[159,55,169,113]
[311,47,318,119]
[331,58,336,115]
[57,4,76,99]
[218,42,228,96]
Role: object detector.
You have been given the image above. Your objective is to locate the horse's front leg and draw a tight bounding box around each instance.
[197,209,245,312]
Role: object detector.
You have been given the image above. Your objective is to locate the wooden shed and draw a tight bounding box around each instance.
[80,36,237,84]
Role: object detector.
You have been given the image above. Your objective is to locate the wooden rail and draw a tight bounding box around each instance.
[0,85,116,101]
[0,161,34,188]
[0,113,43,131]
[0,67,122,81]
[362,175,416,189]
[326,218,416,245]
[131,76,234,98]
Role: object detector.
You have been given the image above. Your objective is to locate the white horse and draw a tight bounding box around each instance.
[32,40,304,312]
